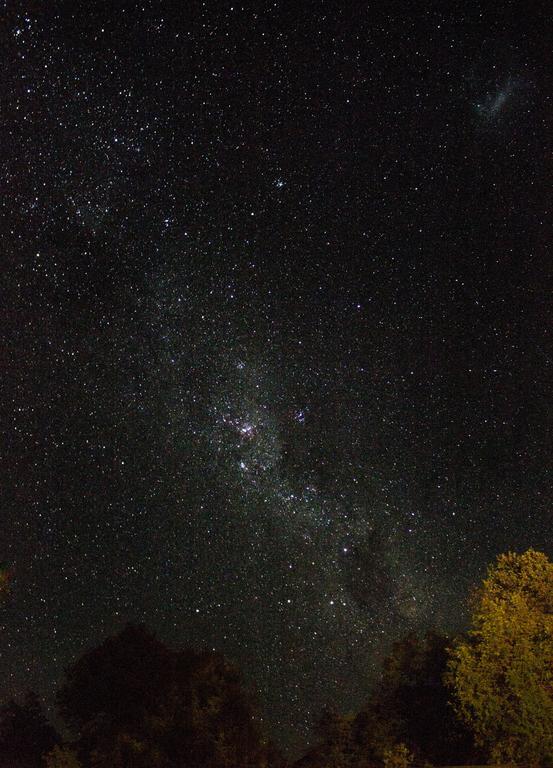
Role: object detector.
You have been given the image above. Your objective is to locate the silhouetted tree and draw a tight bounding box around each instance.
[0,691,59,768]
[295,709,352,768]
[371,631,477,763]
[316,708,354,767]
[348,705,398,766]
[296,705,396,768]
[296,631,479,768]
[58,623,173,747]
[57,622,283,768]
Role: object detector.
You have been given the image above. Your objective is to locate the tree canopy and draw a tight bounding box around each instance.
[447,548,553,764]
[1,550,551,767]
[372,631,477,764]
[0,691,59,768]
[298,631,478,768]
[57,623,282,768]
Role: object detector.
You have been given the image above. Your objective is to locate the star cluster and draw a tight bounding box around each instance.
[1,2,551,753]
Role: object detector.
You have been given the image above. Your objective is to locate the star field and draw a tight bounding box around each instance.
[1,1,552,753]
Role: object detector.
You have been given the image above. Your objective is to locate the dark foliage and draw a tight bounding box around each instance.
[0,625,526,766]
[370,631,480,764]
[57,623,286,768]
[295,705,396,768]
[295,632,482,768]
[0,691,59,768]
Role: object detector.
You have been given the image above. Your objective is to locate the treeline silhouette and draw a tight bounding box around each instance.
[0,625,477,768]
[0,550,551,767]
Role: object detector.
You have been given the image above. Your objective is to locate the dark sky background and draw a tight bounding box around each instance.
[1,0,552,754]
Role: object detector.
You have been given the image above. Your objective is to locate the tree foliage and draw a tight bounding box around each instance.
[447,548,553,764]
[372,631,477,764]
[382,743,413,768]
[296,632,478,768]
[296,705,397,768]
[0,565,11,600]
[57,623,284,768]
[2,550,549,768]
[0,691,59,768]
[44,745,82,768]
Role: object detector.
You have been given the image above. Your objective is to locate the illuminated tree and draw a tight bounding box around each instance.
[447,549,553,764]
[382,743,413,768]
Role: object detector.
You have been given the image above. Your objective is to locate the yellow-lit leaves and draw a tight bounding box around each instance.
[447,549,553,764]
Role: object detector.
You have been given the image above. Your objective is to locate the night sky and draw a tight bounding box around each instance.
[1,1,552,753]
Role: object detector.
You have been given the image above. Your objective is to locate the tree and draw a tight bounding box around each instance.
[0,691,59,768]
[57,623,278,768]
[0,564,12,600]
[295,709,354,768]
[382,743,412,768]
[447,549,553,764]
[296,705,398,768]
[316,708,355,767]
[371,631,477,763]
[298,631,472,768]
[57,623,174,741]
[44,746,82,768]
